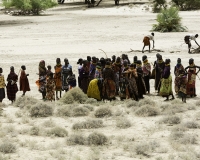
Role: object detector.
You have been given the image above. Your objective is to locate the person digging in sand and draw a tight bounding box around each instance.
[142,32,155,53]
[184,34,200,53]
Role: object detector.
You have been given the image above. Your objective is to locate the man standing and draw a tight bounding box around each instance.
[184,34,200,53]
[142,32,155,53]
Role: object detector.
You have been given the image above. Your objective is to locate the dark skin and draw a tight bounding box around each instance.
[21,66,29,96]
[142,33,155,53]
[188,35,200,53]
[55,58,62,99]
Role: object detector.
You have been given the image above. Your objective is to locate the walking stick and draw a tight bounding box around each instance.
[99,49,108,58]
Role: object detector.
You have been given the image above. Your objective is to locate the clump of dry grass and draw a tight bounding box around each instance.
[0,141,16,153]
[195,100,200,106]
[72,119,103,130]
[42,119,56,128]
[195,112,200,120]
[29,102,53,117]
[85,98,97,104]
[94,107,112,118]
[135,142,150,156]
[56,105,71,117]
[14,96,38,109]
[160,115,181,124]
[172,125,188,132]
[88,132,108,145]
[170,131,184,141]
[138,98,156,107]
[183,121,199,129]
[116,117,131,129]
[135,105,160,117]
[67,134,86,145]
[126,100,139,108]
[61,87,88,104]
[47,126,68,137]
[82,104,94,111]
[30,126,40,136]
[161,103,186,115]
[72,106,90,117]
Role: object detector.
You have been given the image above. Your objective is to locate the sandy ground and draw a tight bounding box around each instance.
[0,1,200,160]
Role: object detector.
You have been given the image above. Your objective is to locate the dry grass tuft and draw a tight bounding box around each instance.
[72,106,90,117]
[195,100,200,106]
[67,134,86,145]
[30,126,40,136]
[0,141,16,153]
[170,131,184,141]
[30,102,53,117]
[42,119,56,128]
[135,142,150,156]
[135,105,160,117]
[184,121,199,129]
[161,103,186,115]
[47,126,68,137]
[56,105,71,117]
[61,87,88,104]
[116,117,131,129]
[126,100,139,108]
[82,104,94,111]
[14,96,38,109]
[85,98,97,104]
[138,98,156,107]
[172,125,188,132]
[160,115,181,124]
[72,119,103,130]
[94,107,112,118]
[88,132,108,145]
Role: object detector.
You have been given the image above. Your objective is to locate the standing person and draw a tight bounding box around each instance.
[77,58,83,87]
[142,55,151,94]
[38,60,47,100]
[54,58,62,100]
[20,65,30,96]
[89,56,97,81]
[184,34,200,53]
[185,58,200,97]
[142,32,155,53]
[136,60,146,99]
[102,61,116,101]
[80,60,89,94]
[67,70,76,90]
[174,58,185,94]
[154,54,165,94]
[94,62,102,79]
[0,68,6,103]
[159,59,175,101]
[46,65,53,79]
[6,66,18,103]
[46,72,56,102]
[61,58,72,92]
[178,70,187,103]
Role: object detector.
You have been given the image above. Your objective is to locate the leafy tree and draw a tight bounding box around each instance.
[172,0,200,10]
[152,7,187,32]
[152,0,167,13]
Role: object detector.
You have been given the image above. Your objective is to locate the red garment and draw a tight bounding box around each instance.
[20,70,30,92]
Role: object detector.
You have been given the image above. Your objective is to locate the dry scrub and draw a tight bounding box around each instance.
[116,117,131,129]
[67,134,86,145]
[72,106,90,117]
[0,141,16,154]
[72,119,103,130]
[160,115,181,124]
[88,132,108,145]
[135,105,160,117]
[94,107,112,118]
[30,102,53,117]
[46,127,68,137]
[14,96,38,109]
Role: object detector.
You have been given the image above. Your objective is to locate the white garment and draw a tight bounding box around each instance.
[147,35,154,41]
[187,34,196,41]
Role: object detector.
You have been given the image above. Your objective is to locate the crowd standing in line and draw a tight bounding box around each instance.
[0,33,200,104]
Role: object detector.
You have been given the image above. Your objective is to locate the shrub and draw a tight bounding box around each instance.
[47,127,68,137]
[172,125,188,132]
[72,119,103,130]
[72,106,90,117]
[138,98,156,107]
[30,126,40,136]
[116,117,131,129]
[126,100,139,108]
[160,115,181,124]
[82,104,94,111]
[172,0,200,10]
[88,132,108,145]
[2,0,57,15]
[29,102,53,117]
[94,107,112,118]
[42,119,56,128]
[135,105,160,117]
[67,134,86,145]
[170,131,184,141]
[180,134,197,144]
[152,7,187,32]
[152,0,167,13]
[184,121,199,129]
[61,87,88,104]
[14,96,38,109]
[0,142,16,153]
[135,142,150,156]
[161,104,186,115]
[85,98,97,104]
[56,106,71,117]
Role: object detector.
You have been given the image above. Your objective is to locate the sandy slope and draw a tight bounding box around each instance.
[0,1,200,160]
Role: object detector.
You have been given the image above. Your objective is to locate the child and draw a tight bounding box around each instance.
[46,72,56,101]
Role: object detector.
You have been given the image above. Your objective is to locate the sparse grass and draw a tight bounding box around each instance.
[61,87,88,104]
[126,100,139,108]
[21,116,30,124]
[170,131,184,141]
[195,112,200,120]
[94,107,112,118]
[180,134,197,145]
[116,117,131,129]
[30,102,53,117]
[56,105,71,117]
[14,96,38,109]
[135,105,160,117]
[160,115,181,124]
[15,110,24,118]
[135,142,150,156]
[161,103,186,115]
[67,134,86,145]
[82,104,94,111]
[3,125,16,134]
[72,106,90,117]
[172,125,188,132]
[88,132,108,145]
[72,119,103,130]
[42,119,56,128]
[85,98,97,104]
[47,126,68,137]
[195,100,200,106]
[139,98,156,107]
[184,121,199,129]
[0,141,16,153]
[30,126,40,136]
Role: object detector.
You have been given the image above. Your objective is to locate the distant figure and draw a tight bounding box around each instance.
[142,55,151,94]
[6,66,18,103]
[174,58,184,94]
[46,72,56,102]
[142,33,155,53]
[54,58,62,100]
[184,34,200,53]
[0,68,6,103]
[20,65,30,96]
[46,65,53,80]
[38,60,47,100]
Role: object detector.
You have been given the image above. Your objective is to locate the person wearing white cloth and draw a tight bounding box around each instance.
[184,34,200,53]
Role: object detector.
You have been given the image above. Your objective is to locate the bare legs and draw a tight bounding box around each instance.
[142,45,151,53]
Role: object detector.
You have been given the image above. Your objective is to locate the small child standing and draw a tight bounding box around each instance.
[46,72,56,101]
[0,68,6,103]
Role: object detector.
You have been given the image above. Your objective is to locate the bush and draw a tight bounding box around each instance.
[160,115,181,124]
[161,104,186,115]
[61,87,88,104]
[56,106,71,117]
[180,134,197,144]
[30,126,40,136]
[88,132,108,145]
[2,0,57,15]
[138,98,156,107]
[94,107,112,118]
[0,142,16,153]
[29,102,53,117]
[172,125,188,132]
[135,142,150,156]
[116,117,131,129]
[14,96,38,109]
[67,134,86,145]
[152,0,167,13]
[126,100,139,108]
[85,98,97,104]
[47,127,68,137]
[172,0,200,10]
[135,105,160,117]
[72,119,103,130]
[184,121,199,129]
[72,106,90,117]
[152,7,187,32]
[82,104,94,111]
